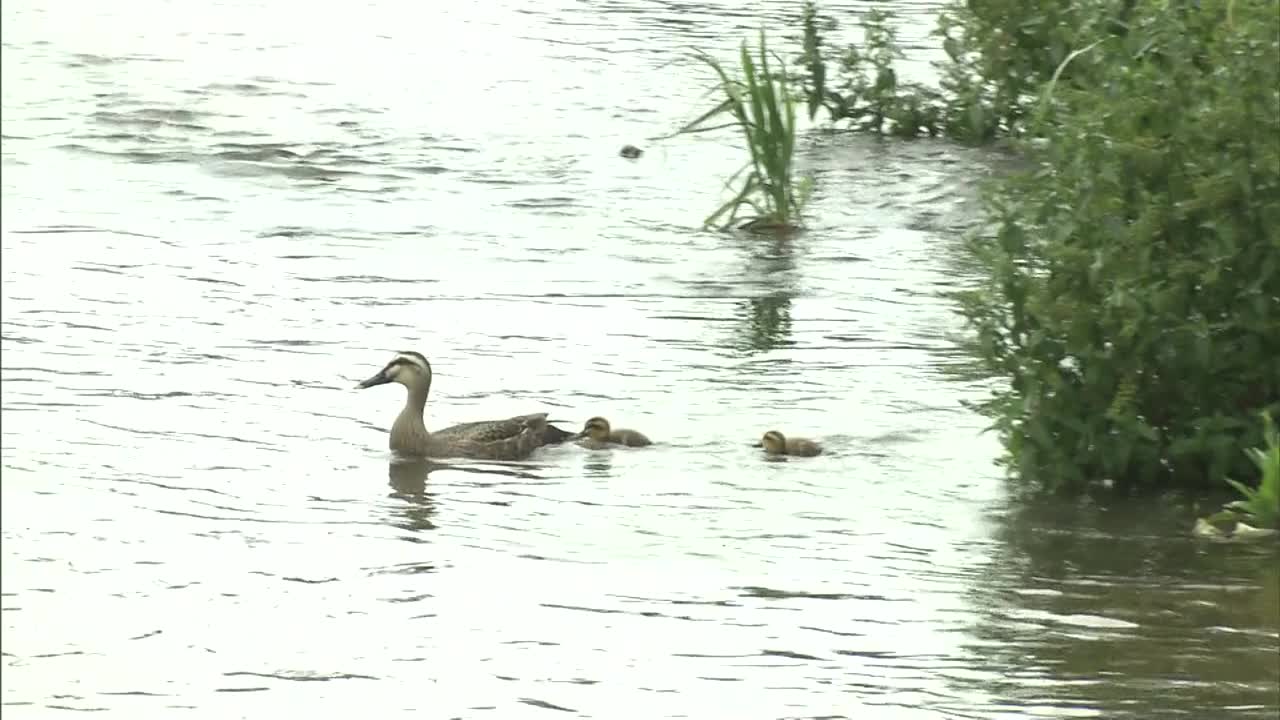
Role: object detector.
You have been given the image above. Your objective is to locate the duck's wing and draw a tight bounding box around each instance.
[434,413,573,445]
[432,413,543,443]
[428,413,573,460]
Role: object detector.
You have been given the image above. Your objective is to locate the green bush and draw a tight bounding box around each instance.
[955,0,1280,493]
[932,0,1135,141]
[793,0,1139,142]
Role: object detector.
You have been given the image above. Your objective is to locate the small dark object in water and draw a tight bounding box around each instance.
[620,144,642,159]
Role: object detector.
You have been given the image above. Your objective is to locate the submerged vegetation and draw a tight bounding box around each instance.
[680,0,1280,496]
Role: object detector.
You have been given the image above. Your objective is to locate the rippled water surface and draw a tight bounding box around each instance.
[3,1,1277,718]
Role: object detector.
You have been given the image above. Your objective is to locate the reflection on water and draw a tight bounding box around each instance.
[385,456,561,533]
[581,454,616,480]
[733,234,797,354]
[738,294,795,353]
[1,0,1276,717]
[386,457,440,532]
[961,497,1280,718]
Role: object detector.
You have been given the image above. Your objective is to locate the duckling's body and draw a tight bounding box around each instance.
[358,351,572,460]
[760,430,822,457]
[575,416,652,449]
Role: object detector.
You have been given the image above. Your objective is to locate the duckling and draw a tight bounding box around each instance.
[758,430,822,457]
[356,351,573,460]
[575,416,652,449]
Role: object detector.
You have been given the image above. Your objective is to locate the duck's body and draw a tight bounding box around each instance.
[358,351,572,460]
[759,430,822,457]
[575,416,652,449]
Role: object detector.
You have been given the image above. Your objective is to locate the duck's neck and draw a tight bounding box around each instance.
[390,383,431,452]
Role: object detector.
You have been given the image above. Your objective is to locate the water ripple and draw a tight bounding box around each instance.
[2,0,1276,718]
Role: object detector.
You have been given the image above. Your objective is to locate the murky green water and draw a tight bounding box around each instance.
[2,0,1276,717]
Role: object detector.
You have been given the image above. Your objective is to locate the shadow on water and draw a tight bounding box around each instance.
[956,496,1280,719]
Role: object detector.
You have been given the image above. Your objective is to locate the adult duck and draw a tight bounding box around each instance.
[356,351,572,460]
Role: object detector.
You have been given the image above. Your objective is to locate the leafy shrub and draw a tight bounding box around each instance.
[796,4,947,138]
[954,0,1280,493]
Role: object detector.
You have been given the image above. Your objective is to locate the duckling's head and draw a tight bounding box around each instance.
[760,430,787,455]
[356,351,432,391]
[580,416,612,441]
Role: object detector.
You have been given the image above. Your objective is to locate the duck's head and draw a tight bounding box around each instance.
[357,351,432,391]
[760,430,787,455]
[579,416,612,441]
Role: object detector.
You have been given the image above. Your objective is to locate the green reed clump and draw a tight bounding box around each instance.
[953,0,1280,494]
[676,30,811,232]
[1224,413,1280,529]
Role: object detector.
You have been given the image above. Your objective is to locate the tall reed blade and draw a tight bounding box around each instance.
[676,30,811,233]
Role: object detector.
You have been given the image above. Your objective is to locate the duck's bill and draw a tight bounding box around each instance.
[750,442,763,448]
[356,370,390,389]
